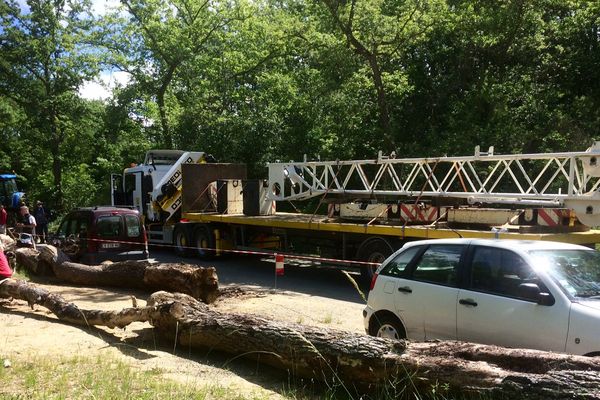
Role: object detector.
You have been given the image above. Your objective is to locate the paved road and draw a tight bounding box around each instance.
[150,249,368,304]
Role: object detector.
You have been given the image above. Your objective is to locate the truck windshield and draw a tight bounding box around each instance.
[0,179,18,197]
[529,249,600,299]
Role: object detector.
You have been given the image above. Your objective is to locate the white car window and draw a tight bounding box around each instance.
[380,246,422,277]
[529,249,600,298]
[470,247,545,300]
[411,244,462,286]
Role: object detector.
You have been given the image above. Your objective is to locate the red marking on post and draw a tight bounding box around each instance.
[275,253,284,276]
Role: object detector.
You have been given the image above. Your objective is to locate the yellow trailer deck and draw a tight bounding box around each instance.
[182,211,600,245]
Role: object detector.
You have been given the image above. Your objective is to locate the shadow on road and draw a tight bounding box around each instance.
[151,250,369,304]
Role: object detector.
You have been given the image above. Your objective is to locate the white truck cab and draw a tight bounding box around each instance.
[111,150,205,221]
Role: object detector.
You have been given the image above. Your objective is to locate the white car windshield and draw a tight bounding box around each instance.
[529,249,600,298]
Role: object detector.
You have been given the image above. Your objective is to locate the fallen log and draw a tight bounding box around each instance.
[53,260,219,304]
[0,278,159,328]
[16,246,219,304]
[1,279,599,399]
[15,247,41,274]
[0,234,15,252]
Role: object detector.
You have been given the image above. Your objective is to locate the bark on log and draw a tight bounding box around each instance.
[16,246,219,304]
[0,234,15,252]
[52,260,218,304]
[0,278,160,328]
[15,248,41,274]
[2,280,600,399]
[145,292,600,399]
[37,244,70,266]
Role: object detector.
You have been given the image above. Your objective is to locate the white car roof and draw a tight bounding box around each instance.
[402,238,592,252]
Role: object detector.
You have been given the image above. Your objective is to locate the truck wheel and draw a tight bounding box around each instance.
[357,238,395,281]
[193,226,215,259]
[173,226,191,257]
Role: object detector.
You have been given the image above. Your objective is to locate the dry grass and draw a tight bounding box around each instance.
[0,352,269,400]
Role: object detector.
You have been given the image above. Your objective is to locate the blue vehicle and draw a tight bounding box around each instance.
[0,173,25,210]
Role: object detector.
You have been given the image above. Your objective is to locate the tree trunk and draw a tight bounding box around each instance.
[2,281,599,399]
[366,53,395,150]
[156,88,172,149]
[48,104,64,212]
[156,63,178,149]
[15,248,43,274]
[320,0,396,151]
[147,292,600,399]
[16,246,219,304]
[0,278,161,328]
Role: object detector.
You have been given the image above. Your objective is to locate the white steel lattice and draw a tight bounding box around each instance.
[267,143,600,226]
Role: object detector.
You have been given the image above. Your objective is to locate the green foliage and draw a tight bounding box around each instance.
[1,0,600,211]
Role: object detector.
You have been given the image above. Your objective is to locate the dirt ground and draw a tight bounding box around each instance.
[0,277,366,398]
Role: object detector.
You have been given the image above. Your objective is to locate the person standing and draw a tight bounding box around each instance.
[0,204,7,235]
[0,242,12,279]
[34,201,49,243]
[18,205,36,238]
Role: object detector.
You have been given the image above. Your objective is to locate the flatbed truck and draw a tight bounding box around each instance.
[112,145,600,279]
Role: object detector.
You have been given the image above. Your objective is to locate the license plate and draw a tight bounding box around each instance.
[101,243,120,249]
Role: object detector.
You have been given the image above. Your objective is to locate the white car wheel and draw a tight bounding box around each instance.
[371,315,406,340]
[376,323,401,339]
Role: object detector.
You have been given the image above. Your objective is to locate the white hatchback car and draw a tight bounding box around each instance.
[363,238,600,356]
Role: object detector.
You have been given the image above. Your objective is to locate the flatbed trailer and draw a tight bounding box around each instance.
[173,211,600,279]
[114,146,600,280]
[183,211,600,243]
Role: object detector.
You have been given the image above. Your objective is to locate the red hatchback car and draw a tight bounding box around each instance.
[52,207,148,264]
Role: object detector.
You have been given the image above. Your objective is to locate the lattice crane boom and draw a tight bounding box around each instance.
[267,143,600,226]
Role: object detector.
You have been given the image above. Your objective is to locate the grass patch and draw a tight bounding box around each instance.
[10,269,30,281]
[0,353,268,400]
[320,313,333,324]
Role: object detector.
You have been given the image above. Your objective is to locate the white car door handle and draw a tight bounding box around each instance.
[459,298,478,307]
[398,286,413,294]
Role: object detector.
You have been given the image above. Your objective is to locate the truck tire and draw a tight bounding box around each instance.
[173,225,191,257]
[357,237,395,282]
[193,225,215,259]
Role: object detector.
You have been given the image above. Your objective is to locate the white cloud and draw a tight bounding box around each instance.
[79,70,131,101]
[15,0,29,13]
[90,0,121,15]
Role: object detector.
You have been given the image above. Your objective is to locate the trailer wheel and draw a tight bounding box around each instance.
[193,225,215,259]
[357,237,395,281]
[173,225,191,257]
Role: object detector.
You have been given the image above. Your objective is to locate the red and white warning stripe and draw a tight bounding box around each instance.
[83,237,379,266]
[399,204,439,223]
[536,209,570,227]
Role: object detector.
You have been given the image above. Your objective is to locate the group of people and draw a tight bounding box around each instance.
[0,200,50,280]
[0,200,49,243]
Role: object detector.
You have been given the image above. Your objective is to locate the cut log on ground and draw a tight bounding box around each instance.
[1,279,599,399]
[15,246,219,304]
[0,278,160,328]
[0,234,15,252]
[15,248,41,274]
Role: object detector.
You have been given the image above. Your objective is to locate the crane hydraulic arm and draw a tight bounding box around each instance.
[267,143,600,227]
